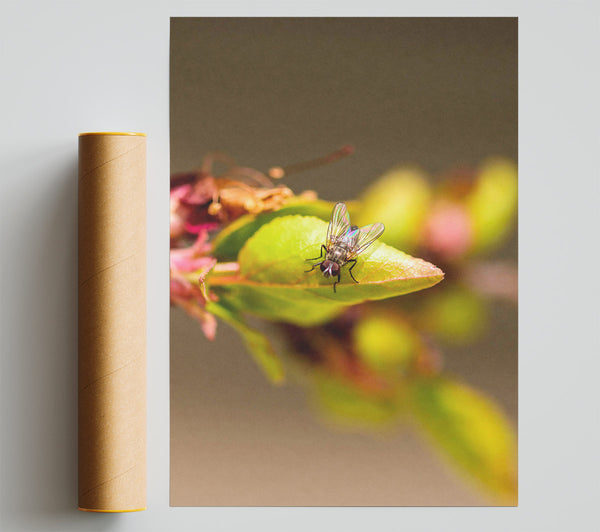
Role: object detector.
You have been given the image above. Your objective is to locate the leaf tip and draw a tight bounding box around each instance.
[415,257,445,285]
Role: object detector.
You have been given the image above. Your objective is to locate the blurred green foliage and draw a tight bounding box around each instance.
[409,377,517,504]
[207,300,284,384]
[466,159,518,255]
[418,283,488,345]
[353,313,419,376]
[312,373,404,431]
[357,167,432,251]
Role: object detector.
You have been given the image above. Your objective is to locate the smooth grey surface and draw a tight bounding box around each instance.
[1,1,598,531]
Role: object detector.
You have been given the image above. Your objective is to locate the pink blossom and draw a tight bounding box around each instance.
[170,266,218,341]
[170,230,215,272]
[170,184,193,240]
[423,201,473,261]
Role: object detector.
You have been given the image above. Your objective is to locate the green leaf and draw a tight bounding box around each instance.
[312,372,402,430]
[209,215,444,326]
[353,313,419,375]
[408,376,517,504]
[357,167,432,252]
[418,283,487,345]
[466,159,518,255]
[212,198,338,261]
[206,301,285,384]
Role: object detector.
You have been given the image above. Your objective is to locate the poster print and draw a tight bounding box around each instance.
[170,18,517,506]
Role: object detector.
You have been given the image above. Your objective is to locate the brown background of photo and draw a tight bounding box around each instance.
[170,17,517,506]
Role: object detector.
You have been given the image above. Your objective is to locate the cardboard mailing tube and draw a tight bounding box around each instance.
[78,132,146,512]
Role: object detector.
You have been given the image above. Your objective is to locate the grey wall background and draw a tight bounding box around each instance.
[170,17,517,506]
[1,1,598,531]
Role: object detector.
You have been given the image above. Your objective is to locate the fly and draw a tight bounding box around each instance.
[305,202,385,293]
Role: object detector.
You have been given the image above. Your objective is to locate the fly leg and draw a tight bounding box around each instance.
[306,244,327,261]
[305,261,323,273]
[305,244,327,272]
[347,259,359,284]
[332,271,341,293]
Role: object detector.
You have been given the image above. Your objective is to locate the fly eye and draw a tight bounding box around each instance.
[331,262,340,274]
[320,260,330,272]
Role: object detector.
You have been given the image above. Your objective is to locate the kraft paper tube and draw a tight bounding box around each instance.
[78,132,146,512]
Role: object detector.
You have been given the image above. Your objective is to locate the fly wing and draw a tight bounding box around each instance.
[347,222,385,258]
[326,202,351,246]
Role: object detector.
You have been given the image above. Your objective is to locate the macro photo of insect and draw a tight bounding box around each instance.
[170,17,517,507]
[305,202,385,292]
